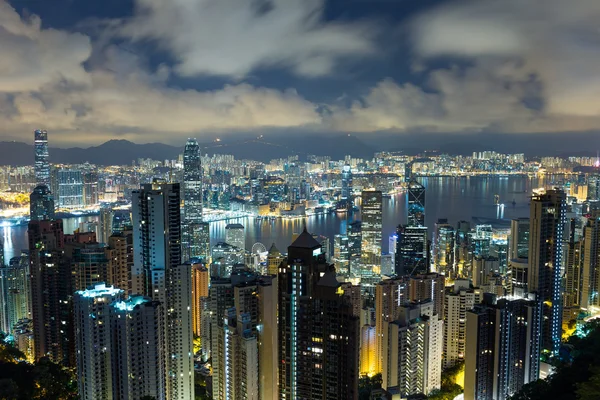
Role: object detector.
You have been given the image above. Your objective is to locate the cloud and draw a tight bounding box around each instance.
[0,1,91,92]
[119,0,377,78]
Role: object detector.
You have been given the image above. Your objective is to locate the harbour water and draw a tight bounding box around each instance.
[0,176,550,262]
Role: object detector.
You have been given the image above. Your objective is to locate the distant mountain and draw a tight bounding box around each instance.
[0,135,375,166]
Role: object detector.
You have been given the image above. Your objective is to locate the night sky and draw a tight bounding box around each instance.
[1,0,600,147]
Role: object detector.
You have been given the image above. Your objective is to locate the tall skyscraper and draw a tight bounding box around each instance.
[30,185,55,221]
[510,218,530,260]
[132,180,194,399]
[407,179,425,227]
[348,221,362,276]
[464,295,542,400]
[581,215,600,309]
[333,234,350,275]
[106,232,134,294]
[278,230,360,400]
[28,219,74,365]
[375,278,409,374]
[455,220,472,278]
[528,189,566,355]
[99,206,115,244]
[361,190,383,279]
[192,263,209,337]
[66,240,109,291]
[182,138,204,262]
[381,301,443,396]
[0,256,30,335]
[341,164,352,200]
[34,129,50,186]
[395,225,429,276]
[408,272,446,318]
[433,219,455,276]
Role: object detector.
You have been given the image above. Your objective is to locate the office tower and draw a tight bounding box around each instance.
[361,190,383,279]
[381,301,443,396]
[375,278,409,374]
[106,232,134,294]
[588,173,600,201]
[267,243,284,275]
[348,221,362,276]
[211,271,278,400]
[99,206,114,244]
[57,169,84,209]
[34,129,50,186]
[581,215,600,309]
[28,219,74,365]
[341,164,352,200]
[83,172,99,206]
[0,257,30,334]
[455,221,472,278]
[66,240,109,291]
[528,189,566,355]
[333,234,350,275]
[182,138,203,262]
[407,179,425,227]
[510,218,530,260]
[30,185,55,221]
[443,280,482,368]
[464,295,542,400]
[73,284,124,399]
[192,263,209,337]
[225,223,246,253]
[111,295,166,400]
[408,273,445,317]
[490,238,508,274]
[395,225,429,276]
[278,230,360,400]
[433,219,455,276]
[132,181,194,399]
[389,234,398,267]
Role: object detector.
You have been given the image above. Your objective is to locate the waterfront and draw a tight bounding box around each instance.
[0,176,551,262]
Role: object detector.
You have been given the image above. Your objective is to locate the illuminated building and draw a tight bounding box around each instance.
[192,263,209,337]
[395,225,429,276]
[105,232,134,294]
[333,234,350,275]
[348,221,362,277]
[278,230,360,400]
[34,129,50,186]
[74,284,166,400]
[225,223,246,254]
[408,273,445,317]
[28,219,74,365]
[381,301,443,396]
[443,280,482,368]
[361,190,383,280]
[360,307,377,377]
[455,221,472,278]
[182,138,204,262]
[528,189,566,355]
[433,219,455,276]
[563,216,583,322]
[407,179,425,227]
[581,214,600,310]
[375,278,409,374]
[465,295,542,400]
[267,243,284,275]
[57,169,84,209]
[0,255,30,335]
[99,206,114,244]
[341,164,352,200]
[13,319,34,363]
[83,172,99,206]
[509,218,530,260]
[66,241,109,291]
[30,185,55,221]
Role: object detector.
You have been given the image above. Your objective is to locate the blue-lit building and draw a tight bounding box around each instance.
[34,129,50,186]
[182,138,204,262]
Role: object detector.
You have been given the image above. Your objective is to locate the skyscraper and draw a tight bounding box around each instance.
[581,215,600,309]
[57,169,84,209]
[192,263,209,337]
[375,277,409,374]
[0,256,30,335]
[29,185,55,221]
[278,230,360,400]
[266,243,284,275]
[28,219,74,365]
[510,218,530,260]
[348,221,362,276]
[395,225,429,276]
[407,179,425,227]
[333,234,350,275]
[433,219,455,276]
[225,223,245,254]
[105,232,134,294]
[464,295,542,400]
[341,164,352,200]
[528,189,566,355]
[361,190,383,279]
[182,138,204,262]
[34,129,50,186]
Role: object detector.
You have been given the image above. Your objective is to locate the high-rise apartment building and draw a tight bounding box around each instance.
[443,280,482,368]
[407,179,425,227]
[361,190,383,279]
[528,189,566,355]
[192,263,209,337]
[182,139,204,262]
[66,241,109,291]
[278,230,360,400]
[34,129,50,186]
[30,185,55,221]
[28,219,74,365]
[455,220,472,278]
[105,232,134,294]
[581,215,600,309]
[0,256,30,334]
[381,301,443,397]
[375,278,409,374]
[464,295,542,400]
